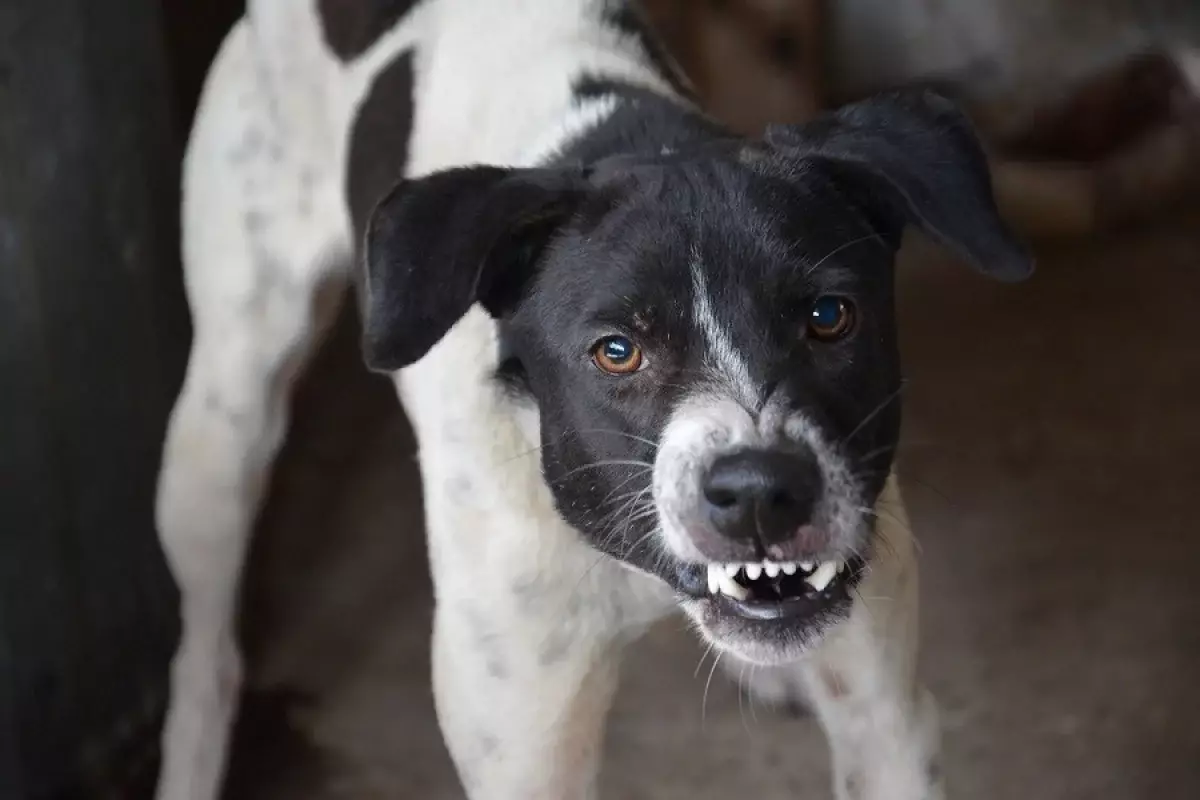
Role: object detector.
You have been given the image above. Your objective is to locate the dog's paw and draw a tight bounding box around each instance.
[720,656,813,718]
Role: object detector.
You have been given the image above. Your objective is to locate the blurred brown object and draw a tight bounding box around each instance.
[642,0,1200,241]
[989,50,1200,239]
[642,0,825,134]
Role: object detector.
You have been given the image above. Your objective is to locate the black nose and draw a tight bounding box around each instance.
[702,449,822,546]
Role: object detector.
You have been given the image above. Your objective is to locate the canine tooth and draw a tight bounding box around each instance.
[707,564,720,594]
[836,561,846,574]
[799,560,814,572]
[764,562,781,578]
[781,562,798,576]
[744,563,763,580]
[805,561,840,592]
[717,571,749,600]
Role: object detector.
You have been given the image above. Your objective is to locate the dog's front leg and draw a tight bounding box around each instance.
[432,603,616,800]
[425,508,670,800]
[801,505,943,800]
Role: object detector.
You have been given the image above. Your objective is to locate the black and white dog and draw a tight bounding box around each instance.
[155,1,1032,798]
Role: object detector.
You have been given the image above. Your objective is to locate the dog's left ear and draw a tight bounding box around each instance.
[764,88,1034,282]
[360,165,588,372]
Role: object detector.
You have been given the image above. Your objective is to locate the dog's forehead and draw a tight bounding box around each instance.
[519,156,895,362]
[600,157,876,257]
[552,161,878,303]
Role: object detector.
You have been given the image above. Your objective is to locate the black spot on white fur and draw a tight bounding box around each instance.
[317,0,422,62]
[347,49,415,243]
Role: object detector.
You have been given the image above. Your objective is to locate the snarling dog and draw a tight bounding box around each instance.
[155,1,1033,798]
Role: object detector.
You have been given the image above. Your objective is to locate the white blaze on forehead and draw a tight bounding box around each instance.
[689,251,757,407]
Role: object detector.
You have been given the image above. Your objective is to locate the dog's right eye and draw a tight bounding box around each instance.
[807,296,857,342]
[591,335,644,375]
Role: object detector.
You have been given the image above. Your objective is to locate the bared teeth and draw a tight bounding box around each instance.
[707,559,850,600]
[706,564,748,600]
[804,560,841,592]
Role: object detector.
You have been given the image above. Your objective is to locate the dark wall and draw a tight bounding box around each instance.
[0,1,236,797]
[160,0,244,134]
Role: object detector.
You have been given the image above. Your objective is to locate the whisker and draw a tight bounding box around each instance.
[702,650,724,729]
[567,428,661,450]
[800,233,887,278]
[856,444,899,465]
[553,459,654,482]
[495,427,660,467]
[902,474,958,512]
[738,662,752,736]
[599,477,655,511]
[851,586,883,623]
[841,385,906,446]
[694,641,716,679]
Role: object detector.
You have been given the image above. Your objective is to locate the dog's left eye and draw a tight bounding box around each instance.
[591,335,644,375]
[807,296,856,341]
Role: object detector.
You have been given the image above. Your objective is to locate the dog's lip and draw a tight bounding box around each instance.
[675,563,710,597]
[709,586,851,620]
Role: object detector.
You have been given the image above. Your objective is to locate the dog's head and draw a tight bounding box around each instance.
[361,90,1032,663]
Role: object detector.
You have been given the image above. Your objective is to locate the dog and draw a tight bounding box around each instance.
[154,1,1033,798]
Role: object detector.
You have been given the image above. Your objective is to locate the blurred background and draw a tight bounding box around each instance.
[1,0,1198,798]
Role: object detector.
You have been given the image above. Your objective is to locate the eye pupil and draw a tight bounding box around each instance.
[592,335,644,374]
[812,298,841,326]
[604,338,631,362]
[807,296,855,340]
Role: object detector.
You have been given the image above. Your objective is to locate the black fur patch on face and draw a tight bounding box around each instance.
[503,156,902,580]
[359,83,1029,592]
[317,0,420,62]
[347,49,415,243]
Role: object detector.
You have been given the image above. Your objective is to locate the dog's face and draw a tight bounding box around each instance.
[362,90,1032,663]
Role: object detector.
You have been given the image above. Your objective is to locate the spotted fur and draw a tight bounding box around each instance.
[153,1,1029,798]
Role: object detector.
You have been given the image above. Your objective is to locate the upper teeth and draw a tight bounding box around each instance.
[705,559,846,598]
[806,560,840,592]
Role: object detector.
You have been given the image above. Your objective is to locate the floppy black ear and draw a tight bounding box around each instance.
[764,88,1034,282]
[360,166,588,372]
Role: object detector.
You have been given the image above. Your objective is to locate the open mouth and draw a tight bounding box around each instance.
[702,557,866,621]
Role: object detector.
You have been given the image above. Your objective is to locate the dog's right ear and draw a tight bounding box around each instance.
[360,165,589,372]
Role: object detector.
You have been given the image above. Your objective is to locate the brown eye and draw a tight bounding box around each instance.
[591,335,644,375]
[807,296,856,341]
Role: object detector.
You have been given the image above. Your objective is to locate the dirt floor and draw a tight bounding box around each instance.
[221,211,1200,800]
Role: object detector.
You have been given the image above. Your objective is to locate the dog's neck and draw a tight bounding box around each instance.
[546,79,726,170]
[506,0,704,169]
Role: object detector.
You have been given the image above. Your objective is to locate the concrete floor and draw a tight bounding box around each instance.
[222,212,1200,799]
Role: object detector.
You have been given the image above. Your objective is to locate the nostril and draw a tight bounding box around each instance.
[703,485,741,510]
[766,488,796,510]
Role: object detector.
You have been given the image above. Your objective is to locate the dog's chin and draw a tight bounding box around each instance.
[671,558,866,666]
